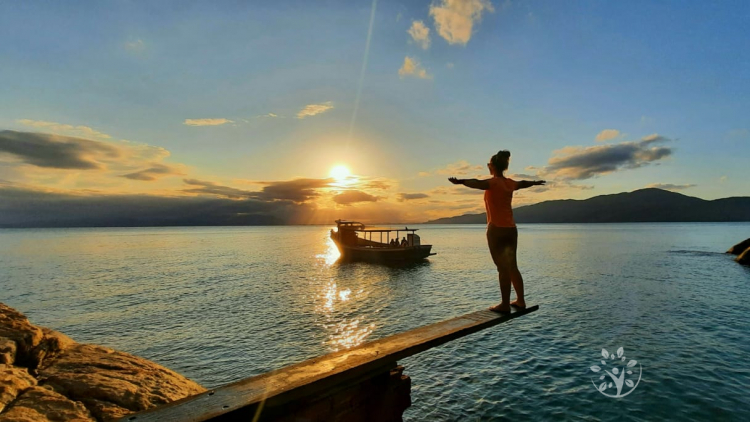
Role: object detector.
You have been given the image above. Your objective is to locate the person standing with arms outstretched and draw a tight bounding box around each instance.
[449,150,545,313]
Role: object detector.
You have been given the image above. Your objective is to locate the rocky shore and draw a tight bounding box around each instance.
[0,303,205,421]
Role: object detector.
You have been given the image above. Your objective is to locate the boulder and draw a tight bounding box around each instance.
[0,304,42,368]
[736,247,750,265]
[38,344,206,421]
[0,364,37,413]
[0,386,95,422]
[727,238,750,255]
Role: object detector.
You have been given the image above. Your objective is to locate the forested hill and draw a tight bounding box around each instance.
[424,188,750,224]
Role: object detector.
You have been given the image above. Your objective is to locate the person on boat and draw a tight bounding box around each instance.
[400,237,408,247]
[390,238,397,247]
[448,150,545,313]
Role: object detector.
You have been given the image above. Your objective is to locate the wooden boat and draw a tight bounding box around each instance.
[330,220,435,263]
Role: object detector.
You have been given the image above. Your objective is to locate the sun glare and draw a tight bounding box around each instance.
[329,165,351,182]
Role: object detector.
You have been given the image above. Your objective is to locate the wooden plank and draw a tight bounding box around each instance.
[123,305,538,422]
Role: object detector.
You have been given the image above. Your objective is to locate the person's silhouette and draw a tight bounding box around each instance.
[449,150,545,313]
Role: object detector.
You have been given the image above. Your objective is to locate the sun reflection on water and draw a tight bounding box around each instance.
[316,234,341,267]
[314,235,375,351]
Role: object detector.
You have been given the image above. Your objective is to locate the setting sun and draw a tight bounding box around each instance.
[329,165,351,182]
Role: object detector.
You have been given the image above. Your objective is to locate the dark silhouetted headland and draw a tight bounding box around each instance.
[424,188,750,224]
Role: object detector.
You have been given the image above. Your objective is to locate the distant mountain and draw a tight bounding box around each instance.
[424,188,750,224]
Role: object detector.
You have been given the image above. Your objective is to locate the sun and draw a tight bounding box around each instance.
[329,165,351,182]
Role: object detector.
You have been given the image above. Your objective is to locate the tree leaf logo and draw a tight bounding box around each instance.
[588,346,642,398]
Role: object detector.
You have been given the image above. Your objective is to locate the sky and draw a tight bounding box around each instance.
[1,0,748,226]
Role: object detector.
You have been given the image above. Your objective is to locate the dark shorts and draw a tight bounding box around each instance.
[486,224,518,271]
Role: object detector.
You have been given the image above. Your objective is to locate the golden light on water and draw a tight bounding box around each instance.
[317,235,341,266]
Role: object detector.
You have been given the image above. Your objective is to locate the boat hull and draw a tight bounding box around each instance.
[331,236,433,263]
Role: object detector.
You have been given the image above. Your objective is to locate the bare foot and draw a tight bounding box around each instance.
[489,303,510,313]
[510,300,526,309]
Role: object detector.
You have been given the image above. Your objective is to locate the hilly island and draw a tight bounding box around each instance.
[424,188,750,224]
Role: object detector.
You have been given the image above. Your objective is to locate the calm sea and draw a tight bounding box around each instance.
[2,224,749,421]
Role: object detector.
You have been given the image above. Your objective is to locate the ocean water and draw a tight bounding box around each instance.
[1,223,749,421]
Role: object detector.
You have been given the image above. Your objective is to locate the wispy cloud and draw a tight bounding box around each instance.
[297,102,334,119]
[398,193,429,202]
[595,129,620,142]
[121,164,184,181]
[398,56,432,79]
[429,0,494,45]
[408,20,431,49]
[124,39,145,52]
[422,160,484,176]
[183,118,233,126]
[645,183,696,191]
[541,134,674,180]
[17,119,111,139]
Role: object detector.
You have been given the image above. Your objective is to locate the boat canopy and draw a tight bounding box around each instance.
[335,220,418,233]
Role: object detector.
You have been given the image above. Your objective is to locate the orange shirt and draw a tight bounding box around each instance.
[484,177,518,227]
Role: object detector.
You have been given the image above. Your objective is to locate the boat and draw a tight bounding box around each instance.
[330,220,435,263]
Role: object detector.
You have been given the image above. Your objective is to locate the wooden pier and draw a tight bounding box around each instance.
[121,305,539,422]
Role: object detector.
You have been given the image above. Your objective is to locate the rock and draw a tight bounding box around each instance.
[0,386,95,422]
[0,364,37,413]
[39,344,206,421]
[737,247,750,265]
[0,304,43,368]
[727,238,750,255]
[0,339,15,366]
[29,328,76,370]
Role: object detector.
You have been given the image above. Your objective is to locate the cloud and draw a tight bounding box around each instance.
[398,56,432,79]
[398,193,429,202]
[121,164,184,181]
[429,0,494,45]
[361,180,392,190]
[431,160,484,176]
[17,119,111,139]
[124,39,145,51]
[408,20,431,49]
[297,102,334,119]
[183,179,253,199]
[333,190,379,205]
[720,175,728,183]
[0,130,121,170]
[0,183,313,228]
[183,118,233,126]
[255,178,332,202]
[595,129,620,142]
[645,183,696,191]
[541,134,674,180]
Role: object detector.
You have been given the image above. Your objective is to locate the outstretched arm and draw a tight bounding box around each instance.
[516,180,546,190]
[448,177,490,190]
